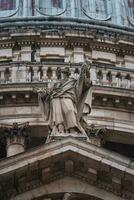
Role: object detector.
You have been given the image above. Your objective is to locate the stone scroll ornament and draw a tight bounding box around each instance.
[34,61,92,135]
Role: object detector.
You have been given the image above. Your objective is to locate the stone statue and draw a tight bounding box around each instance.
[36,61,92,134]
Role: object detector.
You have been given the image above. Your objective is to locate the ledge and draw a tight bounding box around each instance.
[0,17,133,37]
[0,136,133,175]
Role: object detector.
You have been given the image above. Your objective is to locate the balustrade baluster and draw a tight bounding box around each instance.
[42,67,47,82]
[130,75,134,89]
[116,72,122,88]
[33,67,39,82]
[121,74,127,88]
[52,67,57,81]
[1,71,5,83]
[111,72,117,87]
[102,71,107,86]
[90,67,97,84]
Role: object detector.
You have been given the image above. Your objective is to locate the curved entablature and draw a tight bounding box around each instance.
[0,0,133,28]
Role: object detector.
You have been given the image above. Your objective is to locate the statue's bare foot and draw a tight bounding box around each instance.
[58,124,65,133]
[69,128,75,133]
[69,127,81,133]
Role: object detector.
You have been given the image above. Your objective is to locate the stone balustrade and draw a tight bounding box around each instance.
[0,63,80,85]
[0,62,134,90]
[91,64,134,90]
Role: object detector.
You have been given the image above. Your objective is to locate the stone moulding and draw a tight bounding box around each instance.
[0,137,133,175]
[0,17,134,36]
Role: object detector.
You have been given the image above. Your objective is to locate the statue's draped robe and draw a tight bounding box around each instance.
[38,70,92,133]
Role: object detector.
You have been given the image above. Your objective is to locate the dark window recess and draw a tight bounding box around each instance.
[104,141,134,158]
[13,42,21,51]
[4,67,11,81]
[0,59,12,63]
[26,137,46,149]
[0,138,6,159]
[31,50,36,62]
[41,58,64,63]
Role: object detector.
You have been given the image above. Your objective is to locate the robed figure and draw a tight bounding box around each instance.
[37,62,92,134]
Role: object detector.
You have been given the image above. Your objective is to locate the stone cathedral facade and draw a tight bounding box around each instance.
[0,0,134,199]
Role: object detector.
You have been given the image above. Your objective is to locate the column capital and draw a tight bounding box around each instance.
[87,124,107,146]
[0,122,29,157]
[1,122,29,139]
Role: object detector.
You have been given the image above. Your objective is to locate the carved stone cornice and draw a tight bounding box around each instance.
[0,19,133,55]
[0,35,134,56]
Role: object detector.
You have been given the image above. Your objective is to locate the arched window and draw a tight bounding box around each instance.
[0,0,19,18]
[125,0,134,25]
[36,0,66,16]
[81,0,112,20]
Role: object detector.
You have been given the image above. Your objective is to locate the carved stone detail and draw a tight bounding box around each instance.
[0,122,29,157]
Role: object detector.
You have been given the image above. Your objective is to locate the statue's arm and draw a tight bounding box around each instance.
[76,62,92,98]
[33,86,51,100]
[81,62,91,86]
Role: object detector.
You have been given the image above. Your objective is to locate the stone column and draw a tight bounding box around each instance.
[52,67,57,81]
[90,67,97,84]
[33,67,39,82]
[2,122,29,157]
[111,72,117,87]
[0,71,5,83]
[102,71,108,86]
[21,65,27,82]
[42,67,47,81]
[11,64,17,83]
[6,136,25,157]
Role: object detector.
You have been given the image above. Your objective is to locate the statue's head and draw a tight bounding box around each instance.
[61,67,71,79]
[82,60,91,69]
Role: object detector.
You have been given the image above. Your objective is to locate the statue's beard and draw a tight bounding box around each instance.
[61,73,68,80]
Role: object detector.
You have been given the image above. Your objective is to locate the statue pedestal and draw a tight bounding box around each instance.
[46,131,88,143]
[88,137,102,147]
